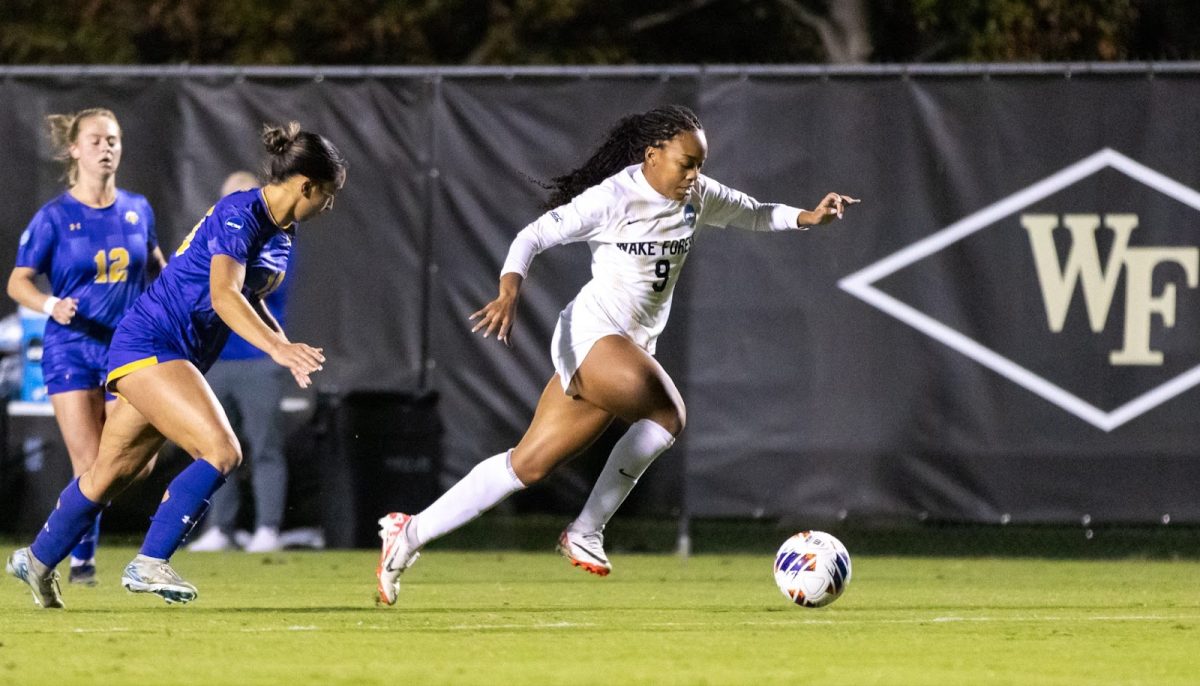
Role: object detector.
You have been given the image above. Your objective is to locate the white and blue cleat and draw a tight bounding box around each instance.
[121,555,198,605]
[6,547,65,609]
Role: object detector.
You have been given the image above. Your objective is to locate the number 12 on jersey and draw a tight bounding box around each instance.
[94,247,130,283]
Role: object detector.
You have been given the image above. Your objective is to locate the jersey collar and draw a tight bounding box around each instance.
[259,187,295,232]
[629,165,678,203]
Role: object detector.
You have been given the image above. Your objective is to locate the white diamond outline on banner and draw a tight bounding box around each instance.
[838,148,1200,432]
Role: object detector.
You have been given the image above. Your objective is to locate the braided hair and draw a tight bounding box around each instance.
[544,105,702,208]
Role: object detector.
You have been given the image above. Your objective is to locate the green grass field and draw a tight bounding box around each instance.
[2,543,1198,685]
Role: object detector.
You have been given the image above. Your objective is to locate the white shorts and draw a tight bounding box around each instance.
[550,295,654,395]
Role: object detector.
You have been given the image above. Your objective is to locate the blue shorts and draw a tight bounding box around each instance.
[105,306,228,398]
[106,328,193,397]
[42,337,111,397]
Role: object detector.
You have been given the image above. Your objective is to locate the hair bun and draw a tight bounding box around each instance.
[261,121,302,156]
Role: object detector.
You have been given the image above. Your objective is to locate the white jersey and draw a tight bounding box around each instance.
[502,164,803,389]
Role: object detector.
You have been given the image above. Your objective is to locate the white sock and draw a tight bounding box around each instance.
[411,451,525,547]
[571,419,675,533]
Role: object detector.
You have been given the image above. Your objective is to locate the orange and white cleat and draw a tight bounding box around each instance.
[376,513,420,605]
[557,528,612,577]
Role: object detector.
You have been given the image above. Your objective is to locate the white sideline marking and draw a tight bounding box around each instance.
[446,621,594,631]
[276,613,1200,632]
[728,614,1199,627]
[37,613,1196,637]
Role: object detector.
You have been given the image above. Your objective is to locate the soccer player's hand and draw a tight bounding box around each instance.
[270,341,325,388]
[50,297,79,325]
[470,294,519,347]
[801,193,860,226]
[472,284,520,347]
[470,275,522,347]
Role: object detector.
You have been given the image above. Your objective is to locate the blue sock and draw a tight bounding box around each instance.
[70,512,103,563]
[140,459,226,560]
[30,479,105,569]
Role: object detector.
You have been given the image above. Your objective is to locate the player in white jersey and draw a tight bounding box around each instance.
[376,105,858,604]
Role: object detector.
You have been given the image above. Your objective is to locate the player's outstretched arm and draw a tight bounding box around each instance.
[210,255,324,387]
[798,193,860,227]
[470,272,523,347]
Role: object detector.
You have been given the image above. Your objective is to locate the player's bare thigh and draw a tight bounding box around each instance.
[80,399,166,503]
[49,388,106,475]
[510,377,614,484]
[111,359,242,473]
[571,334,686,435]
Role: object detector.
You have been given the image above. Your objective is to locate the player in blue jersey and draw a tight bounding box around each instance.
[189,171,295,554]
[6,121,346,608]
[6,108,167,587]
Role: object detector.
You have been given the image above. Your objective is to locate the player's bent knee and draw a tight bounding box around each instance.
[648,398,686,436]
[200,437,243,475]
[652,410,685,437]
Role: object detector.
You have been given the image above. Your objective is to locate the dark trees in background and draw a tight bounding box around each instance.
[1,0,1198,65]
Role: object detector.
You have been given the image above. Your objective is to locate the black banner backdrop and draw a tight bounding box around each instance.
[2,64,1198,527]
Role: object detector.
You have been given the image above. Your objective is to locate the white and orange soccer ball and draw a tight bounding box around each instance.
[772,530,852,608]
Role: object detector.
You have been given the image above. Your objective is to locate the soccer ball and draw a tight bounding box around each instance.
[772,530,852,607]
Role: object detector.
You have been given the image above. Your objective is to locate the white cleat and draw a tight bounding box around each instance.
[376,513,420,606]
[6,548,64,609]
[121,555,198,605]
[557,528,612,577]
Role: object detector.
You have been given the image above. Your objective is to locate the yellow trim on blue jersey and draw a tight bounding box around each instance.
[106,356,160,388]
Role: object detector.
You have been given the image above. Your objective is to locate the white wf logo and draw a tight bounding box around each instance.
[1022,213,1198,365]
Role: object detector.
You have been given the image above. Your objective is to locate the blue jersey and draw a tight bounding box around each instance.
[115,189,292,371]
[15,189,158,346]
